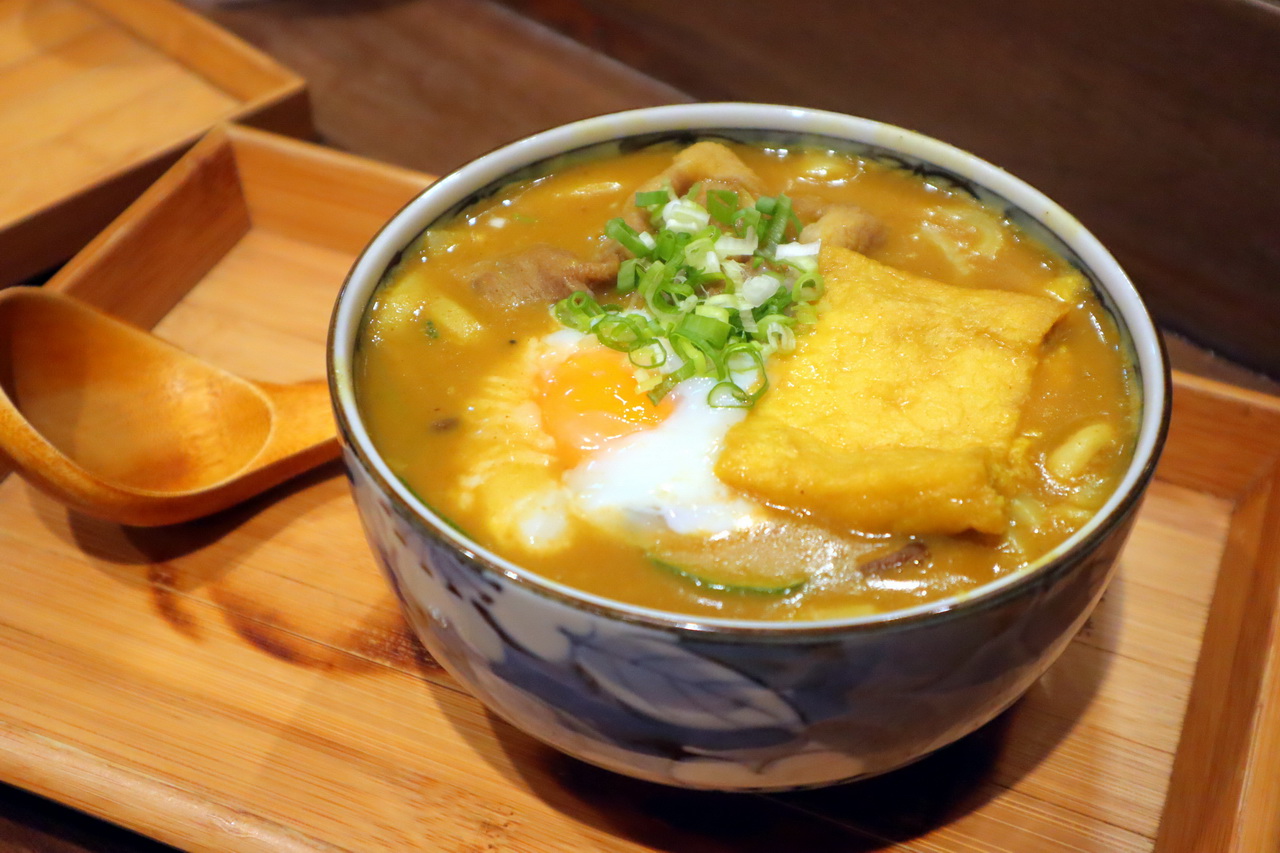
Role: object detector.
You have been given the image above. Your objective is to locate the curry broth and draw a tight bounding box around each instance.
[355,142,1139,620]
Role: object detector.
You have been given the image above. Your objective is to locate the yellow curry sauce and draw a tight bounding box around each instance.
[355,142,1140,620]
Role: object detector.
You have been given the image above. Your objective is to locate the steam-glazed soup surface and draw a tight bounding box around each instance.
[355,140,1140,621]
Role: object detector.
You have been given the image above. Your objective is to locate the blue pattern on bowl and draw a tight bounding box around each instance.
[346,446,1133,791]
[330,103,1168,791]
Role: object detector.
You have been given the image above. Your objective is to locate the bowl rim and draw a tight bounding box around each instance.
[328,101,1171,637]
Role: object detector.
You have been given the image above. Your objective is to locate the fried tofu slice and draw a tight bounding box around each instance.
[715,246,1067,536]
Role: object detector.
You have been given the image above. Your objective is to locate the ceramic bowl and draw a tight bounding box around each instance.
[328,103,1170,791]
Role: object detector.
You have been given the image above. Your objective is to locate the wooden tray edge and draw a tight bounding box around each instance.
[0,719,347,853]
[45,123,432,326]
[1155,383,1280,851]
[0,0,314,286]
[80,0,310,114]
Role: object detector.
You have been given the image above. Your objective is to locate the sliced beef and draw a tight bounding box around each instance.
[469,244,617,309]
[471,144,769,308]
[858,541,930,575]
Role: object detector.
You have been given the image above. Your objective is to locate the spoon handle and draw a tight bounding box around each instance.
[248,378,341,472]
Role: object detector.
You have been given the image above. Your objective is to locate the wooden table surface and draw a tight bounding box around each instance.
[0,3,680,850]
[1,0,1275,849]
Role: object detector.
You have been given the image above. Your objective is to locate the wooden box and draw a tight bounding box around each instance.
[0,0,312,287]
[0,126,1276,851]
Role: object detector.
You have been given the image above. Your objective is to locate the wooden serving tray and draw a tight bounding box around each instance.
[0,0,311,288]
[1,128,1278,850]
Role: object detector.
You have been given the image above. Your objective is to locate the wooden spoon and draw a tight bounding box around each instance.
[0,287,339,526]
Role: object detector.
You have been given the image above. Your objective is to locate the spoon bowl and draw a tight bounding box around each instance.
[0,287,339,526]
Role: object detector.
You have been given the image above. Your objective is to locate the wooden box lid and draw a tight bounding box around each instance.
[0,0,312,287]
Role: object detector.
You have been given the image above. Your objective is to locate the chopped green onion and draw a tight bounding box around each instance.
[714,230,757,258]
[554,290,605,331]
[606,218,653,258]
[635,189,671,207]
[706,189,740,225]
[629,340,667,369]
[704,292,745,310]
[655,228,691,263]
[675,312,733,350]
[733,206,763,238]
[792,271,825,304]
[792,302,818,326]
[724,342,767,396]
[775,241,820,264]
[762,194,794,255]
[740,273,782,307]
[647,361,696,405]
[662,198,711,234]
[720,258,748,287]
[684,233,719,273]
[671,333,719,378]
[707,381,753,408]
[616,258,640,293]
[758,314,797,353]
[555,178,827,408]
[594,313,647,352]
[694,302,732,324]
[755,285,795,318]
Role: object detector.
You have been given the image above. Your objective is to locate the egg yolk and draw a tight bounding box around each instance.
[539,346,674,466]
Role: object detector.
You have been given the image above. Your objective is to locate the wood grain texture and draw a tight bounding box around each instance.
[0,781,176,853]
[47,124,431,332]
[189,0,688,176]
[1155,462,1280,852]
[494,0,1280,378]
[0,0,310,286]
[1159,372,1280,499]
[188,0,1280,403]
[0,127,430,532]
[1,122,1278,845]
[0,287,341,526]
[0,381,1250,853]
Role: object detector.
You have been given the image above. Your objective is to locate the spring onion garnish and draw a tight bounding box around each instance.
[553,186,824,407]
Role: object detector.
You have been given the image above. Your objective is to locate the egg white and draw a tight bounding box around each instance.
[563,376,765,541]
[476,325,772,555]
